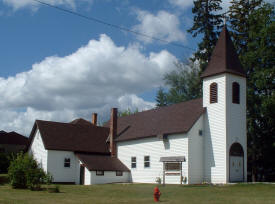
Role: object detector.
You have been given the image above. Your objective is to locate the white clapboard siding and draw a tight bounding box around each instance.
[188,115,204,184]
[75,160,81,185]
[203,74,227,183]
[226,74,247,182]
[117,131,191,184]
[28,130,48,171]
[47,150,78,183]
[89,171,130,185]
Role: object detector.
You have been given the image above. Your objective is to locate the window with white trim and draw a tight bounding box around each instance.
[116,171,123,176]
[131,157,136,168]
[232,82,240,104]
[144,156,150,168]
[64,158,70,168]
[96,170,104,176]
[210,82,218,103]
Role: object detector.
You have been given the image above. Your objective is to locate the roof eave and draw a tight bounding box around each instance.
[201,70,246,79]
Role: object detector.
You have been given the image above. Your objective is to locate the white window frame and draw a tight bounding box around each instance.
[116,171,123,176]
[131,157,136,168]
[64,158,71,168]
[144,156,150,168]
[96,170,104,176]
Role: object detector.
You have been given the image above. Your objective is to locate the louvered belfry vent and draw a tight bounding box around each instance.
[210,82,218,103]
[232,82,240,104]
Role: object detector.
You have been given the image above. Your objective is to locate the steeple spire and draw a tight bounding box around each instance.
[201,26,246,78]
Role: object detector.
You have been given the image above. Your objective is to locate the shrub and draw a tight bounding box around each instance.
[44,172,53,186]
[27,168,46,190]
[8,153,47,190]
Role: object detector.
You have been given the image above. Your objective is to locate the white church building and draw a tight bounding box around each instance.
[27,26,247,185]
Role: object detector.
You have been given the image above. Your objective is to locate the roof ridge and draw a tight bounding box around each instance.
[36,119,109,130]
[117,97,202,119]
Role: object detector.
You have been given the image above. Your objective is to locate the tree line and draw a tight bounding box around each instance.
[156,0,275,181]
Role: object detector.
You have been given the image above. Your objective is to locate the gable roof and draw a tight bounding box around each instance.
[201,26,246,78]
[28,119,110,154]
[107,98,205,142]
[0,131,28,145]
[76,153,130,172]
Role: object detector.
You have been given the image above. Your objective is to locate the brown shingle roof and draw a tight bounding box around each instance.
[201,26,246,78]
[76,153,130,171]
[107,98,205,142]
[28,119,110,154]
[0,131,28,145]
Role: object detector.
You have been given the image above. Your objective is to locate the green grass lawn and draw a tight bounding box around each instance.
[0,174,274,204]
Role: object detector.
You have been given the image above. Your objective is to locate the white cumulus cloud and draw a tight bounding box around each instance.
[2,0,93,11]
[0,34,176,135]
[168,0,194,10]
[133,10,186,44]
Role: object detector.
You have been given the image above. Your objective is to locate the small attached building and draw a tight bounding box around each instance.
[27,117,129,185]
[76,154,130,185]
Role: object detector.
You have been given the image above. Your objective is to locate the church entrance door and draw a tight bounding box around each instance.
[229,143,244,182]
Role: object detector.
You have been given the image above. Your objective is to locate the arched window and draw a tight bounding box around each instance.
[229,143,244,157]
[210,82,218,103]
[232,82,240,104]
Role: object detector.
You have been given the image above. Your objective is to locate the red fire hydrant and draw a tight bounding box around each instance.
[153,187,161,202]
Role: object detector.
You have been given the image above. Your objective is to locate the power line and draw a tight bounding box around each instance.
[32,0,196,52]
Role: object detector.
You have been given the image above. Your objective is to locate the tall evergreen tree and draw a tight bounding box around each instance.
[156,87,168,107]
[188,0,223,72]
[229,0,263,63]
[229,1,275,181]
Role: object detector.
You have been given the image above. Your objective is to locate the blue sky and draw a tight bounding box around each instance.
[0,0,266,135]
[0,0,197,77]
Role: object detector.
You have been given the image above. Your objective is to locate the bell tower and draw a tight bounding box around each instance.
[202,26,247,183]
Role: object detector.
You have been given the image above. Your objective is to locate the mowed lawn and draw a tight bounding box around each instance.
[0,175,274,204]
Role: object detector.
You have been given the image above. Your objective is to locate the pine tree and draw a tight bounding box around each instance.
[156,87,168,107]
[229,0,263,64]
[229,1,275,181]
[188,0,223,72]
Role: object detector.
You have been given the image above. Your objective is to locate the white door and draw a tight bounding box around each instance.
[230,156,243,182]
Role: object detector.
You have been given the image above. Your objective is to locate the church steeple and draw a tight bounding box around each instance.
[201,26,246,78]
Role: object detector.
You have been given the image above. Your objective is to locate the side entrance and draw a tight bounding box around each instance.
[229,142,244,182]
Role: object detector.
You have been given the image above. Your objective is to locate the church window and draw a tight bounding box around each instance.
[131,157,136,168]
[232,82,240,104]
[96,170,104,176]
[116,171,123,176]
[210,83,218,103]
[199,130,203,136]
[144,156,150,168]
[64,158,70,167]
